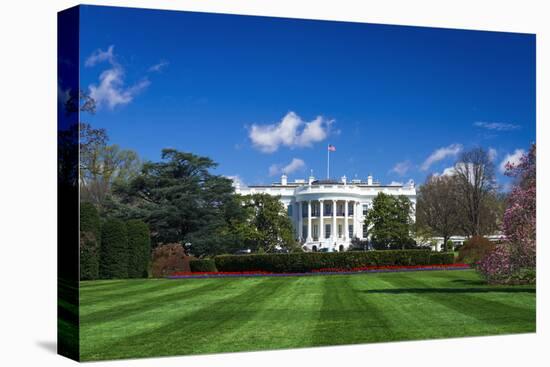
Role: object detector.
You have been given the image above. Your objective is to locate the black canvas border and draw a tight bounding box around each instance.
[57,5,80,361]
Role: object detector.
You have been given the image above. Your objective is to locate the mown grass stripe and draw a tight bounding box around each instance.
[376,272,535,329]
[81,277,275,360]
[80,279,229,324]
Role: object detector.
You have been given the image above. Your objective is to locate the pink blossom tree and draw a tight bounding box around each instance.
[478,144,536,284]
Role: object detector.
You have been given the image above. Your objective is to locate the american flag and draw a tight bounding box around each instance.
[328,144,336,152]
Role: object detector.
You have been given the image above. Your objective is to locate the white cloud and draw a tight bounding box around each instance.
[148,60,169,72]
[86,45,150,109]
[226,175,246,188]
[389,181,403,186]
[433,166,457,177]
[269,158,306,176]
[249,112,333,153]
[488,147,498,162]
[85,45,115,67]
[390,160,412,176]
[474,121,521,131]
[421,144,463,171]
[499,149,525,173]
[434,163,484,185]
[89,67,150,109]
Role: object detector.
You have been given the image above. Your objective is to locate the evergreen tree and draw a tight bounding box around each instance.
[100,218,128,279]
[126,220,151,278]
[114,149,238,256]
[80,202,100,280]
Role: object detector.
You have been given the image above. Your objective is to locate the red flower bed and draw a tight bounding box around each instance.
[311,263,469,273]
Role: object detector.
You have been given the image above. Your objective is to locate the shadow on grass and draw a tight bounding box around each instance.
[450,279,486,286]
[365,288,535,294]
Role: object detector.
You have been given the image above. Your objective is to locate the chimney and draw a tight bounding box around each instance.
[281,174,288,186]
[341,175,347,185]
[367,174,373,185]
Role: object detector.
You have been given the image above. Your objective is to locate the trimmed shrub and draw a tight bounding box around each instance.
[215,250,453,273]
[151,243,193,277]
[100,218,128,279]
[189,259,217,272]
[80,202,100,280]
[456,236,495,266]
[429,252,455,265]
[126,220,151,278]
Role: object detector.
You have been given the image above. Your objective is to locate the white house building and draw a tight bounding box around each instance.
[236,174,416,252]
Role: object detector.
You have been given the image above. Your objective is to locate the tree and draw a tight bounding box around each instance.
[244,193,297,253]
[114,149,238,255]
[416,175,461,252]
[80,202,100,280]
[364,193,414,249]
[126,220,151,278]
[100,218,128,279]
[79,123,141,208]
[501,144,536,268]
[478,144,536,283]
[453,148,497,237]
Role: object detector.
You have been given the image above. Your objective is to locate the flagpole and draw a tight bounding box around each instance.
[327,146,330,179]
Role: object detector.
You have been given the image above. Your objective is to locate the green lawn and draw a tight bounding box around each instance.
[79,269,535,361]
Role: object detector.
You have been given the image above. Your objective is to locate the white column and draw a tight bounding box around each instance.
[319,200,324,244]
[344,200,349,241]
[332,200,337,243]
[298,201,303,241]
[307,200,312,242]
[353,201,361,238]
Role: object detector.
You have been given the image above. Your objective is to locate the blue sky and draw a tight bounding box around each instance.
[78,5,535,189]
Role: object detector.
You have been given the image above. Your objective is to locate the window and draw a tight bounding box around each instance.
[323,202,331,216]
[302,225,307,239]
[362,225,368,238]
[313,224,319,240]
[363,204,369,215]
[325,224,331,238]
[338,224,343,238]
[348,225,353,238]
[287,205,293,217]
[348,202,354,215]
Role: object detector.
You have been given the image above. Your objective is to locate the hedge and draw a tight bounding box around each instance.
[189,259,217,272]
[80,202,100,280]
[100,218,128,279]
[428,252,455,265]
[126,219,151,278]
[214,250,454,273]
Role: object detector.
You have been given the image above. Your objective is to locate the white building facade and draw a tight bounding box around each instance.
[236,174,416,252]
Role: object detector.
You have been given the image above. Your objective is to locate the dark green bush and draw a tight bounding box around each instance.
[80,202,100,280]
[100,218,128,279]
[428,252,455,265]
[507,268,536,285]
[189,259,217,272]
[126,220,151,278]
[457,236,495,265]
[214,250,452,273]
